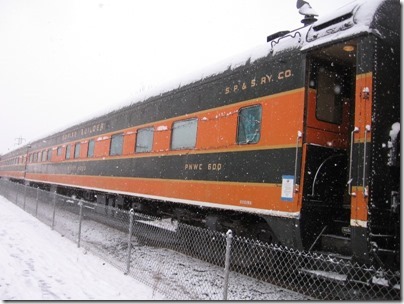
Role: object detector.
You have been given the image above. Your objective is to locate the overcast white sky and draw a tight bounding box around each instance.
[0,0,362,155]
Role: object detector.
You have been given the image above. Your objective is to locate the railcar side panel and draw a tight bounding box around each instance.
[0,0,399,270]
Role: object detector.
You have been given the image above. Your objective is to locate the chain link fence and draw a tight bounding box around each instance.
[0,179,400,300]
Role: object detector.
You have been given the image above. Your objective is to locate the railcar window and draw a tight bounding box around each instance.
[110,133,123,156]
[136,127,154,153]
[74,143,81,159]
[310,60,353,125]
[237,105,262,144]
[88,139,95,157]
[171,118,198,150]
[47,149,52,161]
[42,150,47,162]
[65,145,71,160]
[315,66,343,124]
[38,151,42,162]
[57,146,63,156]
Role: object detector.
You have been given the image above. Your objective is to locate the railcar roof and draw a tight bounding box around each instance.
[2,0,397,158]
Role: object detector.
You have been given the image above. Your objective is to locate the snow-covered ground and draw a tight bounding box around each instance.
[0,192,310,300]
[0,196,165,300]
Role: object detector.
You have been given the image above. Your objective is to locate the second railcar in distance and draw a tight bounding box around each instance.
[0,0,400,270]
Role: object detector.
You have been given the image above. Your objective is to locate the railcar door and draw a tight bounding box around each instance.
[300,43,356,256]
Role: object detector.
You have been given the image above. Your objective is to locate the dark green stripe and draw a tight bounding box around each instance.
[28,148,300,184]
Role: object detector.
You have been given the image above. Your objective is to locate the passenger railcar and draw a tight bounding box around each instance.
[0,0,400,269]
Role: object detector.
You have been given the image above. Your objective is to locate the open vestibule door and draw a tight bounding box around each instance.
[299,41,361,258]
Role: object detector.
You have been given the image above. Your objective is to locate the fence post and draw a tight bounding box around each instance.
[35,187,39,217]
[51,191,57,230]
[125,209,135,275]
[223,229,233,300]
[77,200,84,248]
[16,184,19,206]
[23,184,27,210]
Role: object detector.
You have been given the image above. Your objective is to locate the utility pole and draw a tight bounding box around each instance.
[15,136,26,146]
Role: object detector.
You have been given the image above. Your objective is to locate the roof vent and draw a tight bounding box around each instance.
[306,9,355,43]
[312,13,353,31]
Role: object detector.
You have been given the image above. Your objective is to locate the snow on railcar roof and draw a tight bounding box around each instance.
[5,0,392,154]
[68,0,387,114]
[302,0,389,51]
[129,0,387,102]
[70,0,389,112]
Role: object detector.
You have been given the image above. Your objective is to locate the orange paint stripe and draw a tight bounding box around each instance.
[0,171,24,179]
[350,187,368,222]
[354,73,373,142]
[21,89,305,159]
[26,173,301,214]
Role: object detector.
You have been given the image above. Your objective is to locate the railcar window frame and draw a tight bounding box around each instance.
[87,139,95,158]
[309,59,353,125]
[110,133,124,156]
[42,150,47,162]
[65,145,71,160]
[135,127,154,153]
[47,149,52,161]
[74,143,81,159]
[314,66,343,125]
[171,118,198,151]
[236,104,262,145]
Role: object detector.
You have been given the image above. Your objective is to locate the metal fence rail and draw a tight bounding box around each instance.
[0,179,400,300]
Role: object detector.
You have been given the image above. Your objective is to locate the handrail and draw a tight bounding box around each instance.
[310,154,345,197]
[294,131,303,191]
[348,127,359,196]
[309,225,328,251]
[363,125,371,197]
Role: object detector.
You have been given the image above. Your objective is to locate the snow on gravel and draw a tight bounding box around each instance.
[0,196,165,300]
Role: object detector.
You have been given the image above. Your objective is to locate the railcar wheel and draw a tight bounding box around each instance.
[255,223,278,245]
